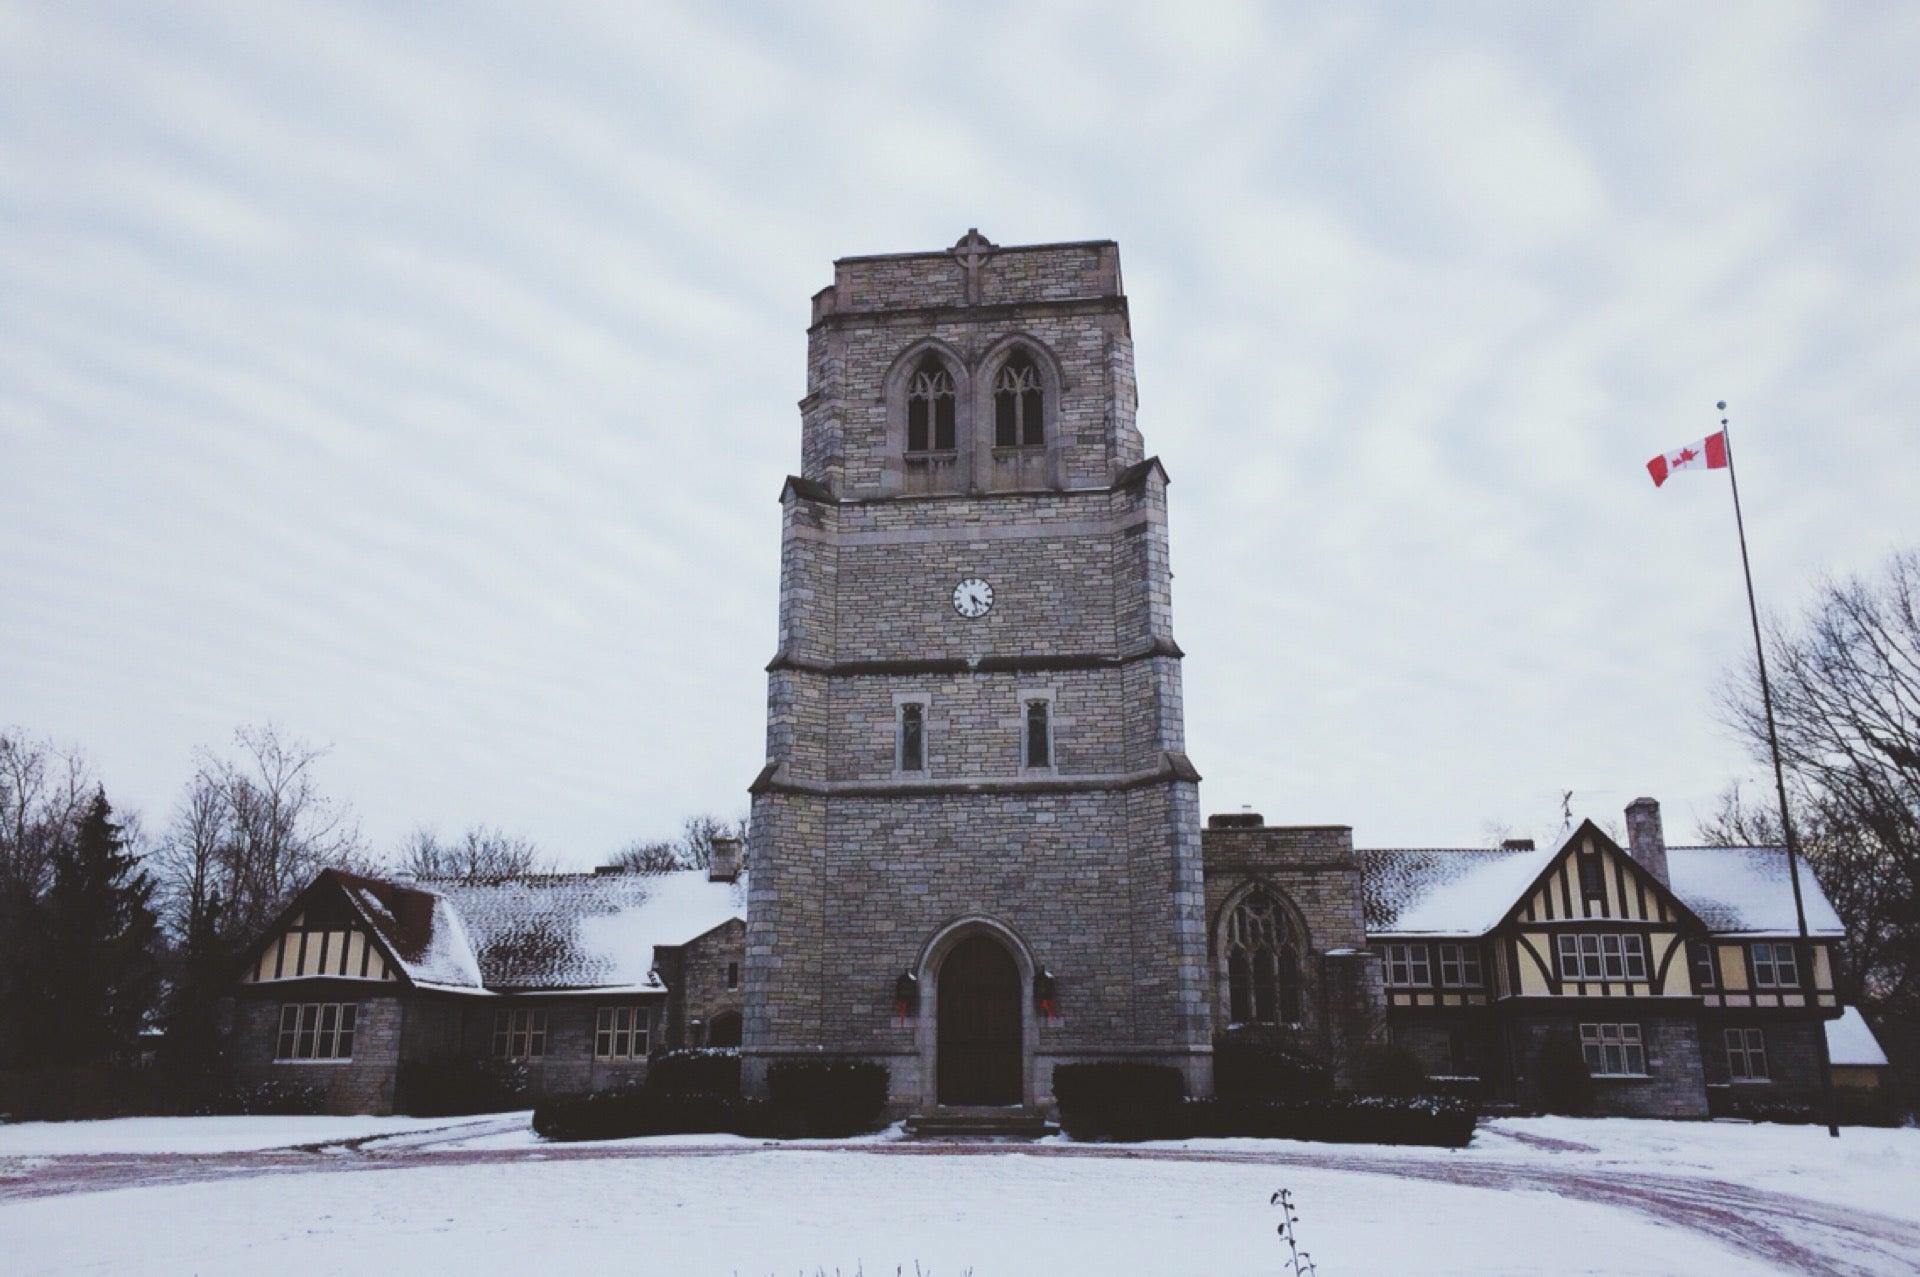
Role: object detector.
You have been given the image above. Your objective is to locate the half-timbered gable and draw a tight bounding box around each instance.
[229,853,749,1114]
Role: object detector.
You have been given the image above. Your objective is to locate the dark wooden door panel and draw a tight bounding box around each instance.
[937,935,1022,1106]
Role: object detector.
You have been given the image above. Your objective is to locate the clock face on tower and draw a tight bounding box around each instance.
[951,577,994,619]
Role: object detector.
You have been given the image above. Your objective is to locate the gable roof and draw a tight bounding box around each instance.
[251,866,748,994]
[1358,822,1833,939]
[1665,846,1844,936]
[423,869,749,992]
[1359,845,1550,936]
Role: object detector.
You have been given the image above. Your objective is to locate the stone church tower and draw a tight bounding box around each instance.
[741,232,1212,1111]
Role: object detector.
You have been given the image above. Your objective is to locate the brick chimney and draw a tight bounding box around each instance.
[1624,797,1669,886]
[708,835,743,884]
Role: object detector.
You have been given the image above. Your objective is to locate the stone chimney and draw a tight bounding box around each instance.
[1624,797,1669,886]
[708,835,743,884]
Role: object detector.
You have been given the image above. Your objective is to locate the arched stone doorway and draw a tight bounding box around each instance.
[936,933,1023,1106]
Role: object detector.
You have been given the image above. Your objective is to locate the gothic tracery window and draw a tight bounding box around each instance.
[907,356,956,453]
[1225,889,1302,1026]
[993,353,1044,448]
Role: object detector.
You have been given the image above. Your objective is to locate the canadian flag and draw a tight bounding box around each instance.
[1647,431,1728,487]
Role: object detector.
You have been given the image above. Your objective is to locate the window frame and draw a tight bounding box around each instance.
[1723,1026,1769,1082]
[1579,1022,1648,1078]
[895,697,929,775]
[1750,941,1801,989]
[1018,688,1056,773]
[726,961,740,992]
[905,358,957,454]
[593,1006,650,1062]
[274,1001,357,1062]
[1688,939,1718,990]
[1556,932,1648,982]
[1383,942,1431,988]
[1437,942,1483,988]
[991,354,1046,450]
[492,1008,549,1061]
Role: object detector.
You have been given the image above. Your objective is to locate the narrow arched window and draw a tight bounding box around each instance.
[907,357,956,453]
[993,354,1044,448]
[1225,889,1301,1026]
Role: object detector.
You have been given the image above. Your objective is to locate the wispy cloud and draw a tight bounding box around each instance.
[3,0,1917,860]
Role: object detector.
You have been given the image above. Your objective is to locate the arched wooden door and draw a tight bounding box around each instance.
[937,934,1022,1106]
[706,1011,742,1048]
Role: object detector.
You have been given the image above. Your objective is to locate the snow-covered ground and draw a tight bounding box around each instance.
[3,1113,1917,1275]
[0,1110,510,1156]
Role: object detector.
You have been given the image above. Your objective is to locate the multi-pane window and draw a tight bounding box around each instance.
[1224,891,1300,1025]
[1579,1023,1647,1077]
[275,1002,357,1061]
[1724,1027,1769,1081]
[992,354,1044,448]
[1689,940,1718,990]
[593,1006,650,1061]
[1024,699,1052,769]
[1437,943,1483,988]
[1556,933,1648,982]
[906,358,956,453]
[898,701,927,773]
[1383,943,1431,988]
[492,1008,548,1060]
[1751,942,1801,989]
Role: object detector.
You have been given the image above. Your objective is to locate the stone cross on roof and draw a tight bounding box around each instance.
[949,228,996,304]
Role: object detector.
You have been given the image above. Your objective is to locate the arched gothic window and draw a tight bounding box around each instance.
[907,357,956,453]
[993,354,1044,448]
[1225,889,1302,1026]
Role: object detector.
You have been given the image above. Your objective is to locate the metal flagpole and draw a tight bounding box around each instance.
[1717,400,1840,1138]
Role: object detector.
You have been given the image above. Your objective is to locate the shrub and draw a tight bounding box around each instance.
[398,1055,530,1116]
[1356,1044,1428,1098]
[1052,1062,1187,1141]
[207,1077,327,1116]
[648,1047,741,1097]
[1536,1031,1592,1116]
[532,1087,739,1141]
[1706,1087,1898,1128]
[766,1058,890,1137]
[1184,1095,1477,1148]
[1213,1037,1333,1101]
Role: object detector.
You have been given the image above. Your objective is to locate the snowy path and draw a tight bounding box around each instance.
[5,1117,1919,1275]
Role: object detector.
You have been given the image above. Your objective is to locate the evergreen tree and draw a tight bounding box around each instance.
[29,791,161,1067]
[159,888,233,1101]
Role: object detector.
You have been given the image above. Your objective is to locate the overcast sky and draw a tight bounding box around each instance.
[3,1,1917,866]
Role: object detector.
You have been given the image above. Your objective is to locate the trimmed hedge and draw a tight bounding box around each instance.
[1052,1062,1187,1141]
[532,1088,745,1141]
[648,1047,741,1097]
[1186,1095,1477,1147]
[1356,1044,1428,1098]
[766,1058,890,1137]
[1706,1087,1899,1128]
[1052,1062,1476,1146]
[532,1055,889,1142]
[398,1055,530,1116]
[1213,1038,1332,1101]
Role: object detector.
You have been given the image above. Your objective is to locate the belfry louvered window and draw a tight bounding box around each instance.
[906,357,956,453]
[1225,890,1301,1025]
[993,353,1044,448]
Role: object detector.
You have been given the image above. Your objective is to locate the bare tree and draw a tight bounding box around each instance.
[0,730,97,899]
[1717,548,1920,1017]
[605,838,684,875]
[400,825,547,882]
[605,812,748,875]
[149,724,365,945]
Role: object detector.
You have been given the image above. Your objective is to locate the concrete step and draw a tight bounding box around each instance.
[904,1110,1057,1139]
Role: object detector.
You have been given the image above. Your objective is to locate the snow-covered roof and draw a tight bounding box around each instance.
[1358,845,1553,936]
[1358,827,1842,939]
[328,867,746,993]
[1826,1006,1889,1067]
[1664,846,1845,936]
